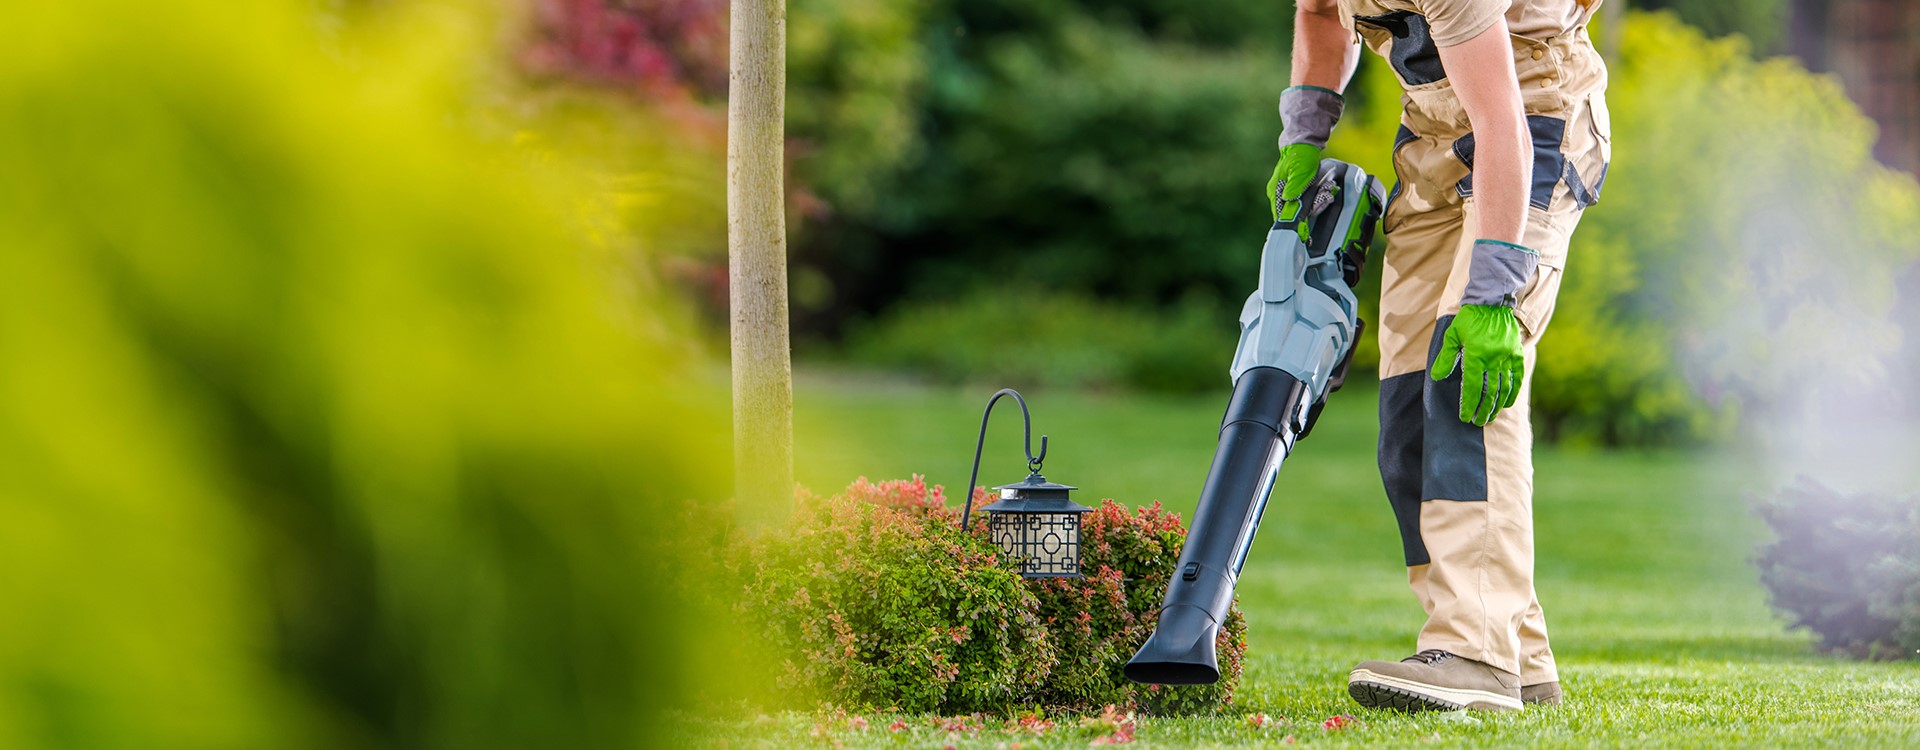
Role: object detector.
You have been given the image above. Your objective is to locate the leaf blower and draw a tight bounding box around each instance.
[1124,159,1383,685]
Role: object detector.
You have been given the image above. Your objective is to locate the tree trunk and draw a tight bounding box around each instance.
[1601,0,1624,62]
[727,0,793,525]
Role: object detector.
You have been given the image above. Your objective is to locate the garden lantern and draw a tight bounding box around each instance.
[960,389,1094,578]
[981,472,1091,577]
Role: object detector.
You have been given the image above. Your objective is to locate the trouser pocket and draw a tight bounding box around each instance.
[1383,123,1420,234]
[1515,264,1563,342]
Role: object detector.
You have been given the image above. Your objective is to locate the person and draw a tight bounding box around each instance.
[1268,0,1611,711]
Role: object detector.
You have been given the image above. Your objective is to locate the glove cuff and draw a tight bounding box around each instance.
[1461,239,1539,307]
[1278,86,1343,149]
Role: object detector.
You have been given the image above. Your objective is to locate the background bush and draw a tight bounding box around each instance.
[1634,0,1788,54]
[786,0,1298,338]
[790,5,1920,447]
[1521,13,1920,445]
[737,478,1247,714]
[1753,479,1920,659]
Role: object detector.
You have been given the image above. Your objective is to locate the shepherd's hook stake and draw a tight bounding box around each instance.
[960,389,1047,531]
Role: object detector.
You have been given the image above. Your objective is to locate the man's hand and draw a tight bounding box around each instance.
[1269,86,1344,232]
[1277,0,1357,224]
[1432,20,1535,426]
[1433,239,1540,425]
[1430,304,1524,426]
[1268,143,1323,223]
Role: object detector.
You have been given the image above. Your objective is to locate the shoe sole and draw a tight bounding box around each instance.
[1348,668,1523,712]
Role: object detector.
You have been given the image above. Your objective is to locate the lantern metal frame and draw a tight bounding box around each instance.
[960,388,1093,578]
[980,474,1091,577]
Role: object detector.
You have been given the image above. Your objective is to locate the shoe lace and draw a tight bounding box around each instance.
[1402,649,1455,665]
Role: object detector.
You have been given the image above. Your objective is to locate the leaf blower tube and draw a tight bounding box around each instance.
[1124,160,1383,685]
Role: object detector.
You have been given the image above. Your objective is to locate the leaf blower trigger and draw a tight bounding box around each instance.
[1123,160,1383,685]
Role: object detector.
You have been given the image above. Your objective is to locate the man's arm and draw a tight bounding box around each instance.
[1292,0,1362,91]
[1436,19,1528,243]
[1427,17,1537,426]
[1267,0,1362,221]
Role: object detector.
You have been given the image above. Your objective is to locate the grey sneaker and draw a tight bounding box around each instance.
[1347,649,1523,712]
[1522,681,1562,705]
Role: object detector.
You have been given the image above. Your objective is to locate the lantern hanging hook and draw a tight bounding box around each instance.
[960,388,1048,531]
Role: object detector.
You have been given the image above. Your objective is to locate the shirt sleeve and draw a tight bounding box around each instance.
[1415,0,1510,47]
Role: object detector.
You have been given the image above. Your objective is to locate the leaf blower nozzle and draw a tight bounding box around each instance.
[1124,160,1382,685]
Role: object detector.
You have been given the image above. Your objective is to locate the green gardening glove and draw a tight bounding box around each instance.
[1430,239,1540,426]
[1267,86,1344,235]
[1429,304,1525,425]
[1267,142,1323,224]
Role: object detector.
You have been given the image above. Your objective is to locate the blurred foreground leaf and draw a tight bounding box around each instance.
[0,1,738,747]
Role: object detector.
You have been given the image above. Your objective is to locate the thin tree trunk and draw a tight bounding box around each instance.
[728,0,792,526]
[1602,0,1623,62]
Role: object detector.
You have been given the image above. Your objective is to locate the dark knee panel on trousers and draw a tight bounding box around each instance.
[1379,371,1428,565]
[1378,315,1491,566]
[1422,315,1490,502]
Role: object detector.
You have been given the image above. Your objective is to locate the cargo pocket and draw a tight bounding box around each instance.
[1383,123,1419,234]
[1450,115,1567,211]
[1510,34,1568,116]
[1565,93,1612,208]
[1515,262,1563,342]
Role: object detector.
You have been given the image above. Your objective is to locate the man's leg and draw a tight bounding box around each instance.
[1360,125,1534,711]
[1377,121,1465,590]
[1377,200,1459,579]
[1359,95,1602,709]
[1393,198,1577,686]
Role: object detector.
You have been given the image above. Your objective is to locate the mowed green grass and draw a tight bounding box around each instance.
[712,371,1920,748]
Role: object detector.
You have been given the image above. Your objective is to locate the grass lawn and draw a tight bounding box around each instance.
[700,370,1920,748]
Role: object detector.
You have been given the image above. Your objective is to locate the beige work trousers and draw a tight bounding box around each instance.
[1369,30,1610,683]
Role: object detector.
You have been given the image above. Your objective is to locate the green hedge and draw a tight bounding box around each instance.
[787,1,1291,333]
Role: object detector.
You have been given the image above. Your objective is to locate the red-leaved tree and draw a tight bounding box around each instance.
[520,0,728,101]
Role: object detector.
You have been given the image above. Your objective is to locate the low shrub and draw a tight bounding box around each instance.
[1753,478,1920,659]
[737,477,1056,713]
[1027,499,1247,714]
[736,477,1246,714]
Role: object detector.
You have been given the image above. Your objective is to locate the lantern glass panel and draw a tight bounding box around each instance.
[989,511,1081,577]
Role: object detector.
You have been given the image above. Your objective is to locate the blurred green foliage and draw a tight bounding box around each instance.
[787,0,1294,335]
[0,1,734,747]
[1533,13,1920,444]
[1636,0,1789,54]
[803,4,1920,445]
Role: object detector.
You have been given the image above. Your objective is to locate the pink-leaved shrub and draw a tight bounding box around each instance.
[735,477,1246,714]
[1027,497,1247,714]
